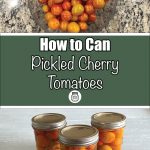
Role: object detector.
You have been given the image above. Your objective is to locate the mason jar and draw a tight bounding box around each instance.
[32,113,67,150]
[59,125,99,150]
[91,112,126,150]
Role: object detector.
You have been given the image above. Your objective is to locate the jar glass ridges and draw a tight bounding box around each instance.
[91,112,126,150]
[59,125,99,150]
[32,113,67,150]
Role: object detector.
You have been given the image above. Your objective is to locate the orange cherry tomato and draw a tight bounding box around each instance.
[48,18,60,30]
[99,132,116,144]
[54,0,63,3]
[99,145,112,150]
[38,0,47,4]
[85,4,94,14]
[79,22,88,31]
[72,4,84,16]
[61,11,72,21]
[71,15,78,21]
[45,12,54,21]
[88,13,96,22]
[60,21,68,32]
[93,0,105,9]
[62,1,71,10]
[79,13,88,22]
[67,22,80,33]
[51,4,63,16]
[71,0,82,6]
[48,0,55,7]
[42,5,49,13]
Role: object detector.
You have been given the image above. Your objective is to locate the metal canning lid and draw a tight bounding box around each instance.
[59,125,99,146]
[32,113,66,130]
[91,112,126,129]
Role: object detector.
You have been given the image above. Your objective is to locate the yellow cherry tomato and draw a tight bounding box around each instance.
[72,4,84,16]
[67,22,80,33]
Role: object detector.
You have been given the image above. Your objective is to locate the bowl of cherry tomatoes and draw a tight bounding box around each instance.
[28,0,117,33]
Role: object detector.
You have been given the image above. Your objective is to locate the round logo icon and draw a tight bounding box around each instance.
[68,90,82,104]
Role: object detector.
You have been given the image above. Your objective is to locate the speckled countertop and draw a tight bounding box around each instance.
[0,0,150,33]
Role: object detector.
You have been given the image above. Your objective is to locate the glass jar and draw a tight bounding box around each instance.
[91,112,126,150]
[32,113,67,150]
[59,125,99,150]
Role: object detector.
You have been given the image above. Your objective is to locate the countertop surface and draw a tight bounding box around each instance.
[0,108,150,150]
[0,0,150,33]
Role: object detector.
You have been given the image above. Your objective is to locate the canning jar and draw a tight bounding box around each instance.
[91,112,126,150]
[59,125,99,150]
[32,113,67,150]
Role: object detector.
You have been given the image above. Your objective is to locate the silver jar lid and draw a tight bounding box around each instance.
[59,125,99,146]
[32,113,66,130]
[91,112,126,129]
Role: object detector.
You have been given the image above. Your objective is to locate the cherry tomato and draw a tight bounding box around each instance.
[79,22,88,31]
[48,0,55,7]
[51,4,63,16]
[54,0,63,3]
[85,4,94,14]
[61,11,72,21]
[48,18,60,30]
[71,15,78,21]
[93,0,105,9]
[71,0,82,6]
[88,13,96,22]
[60,21,68,31]
[45,12,54,21]
[62,1,72,10]
[79,13,88,22]
[86,0,93,4]
[72,4,84,16]
[38,0,47,4]
[67,22,80,33]
[42,5,49,13]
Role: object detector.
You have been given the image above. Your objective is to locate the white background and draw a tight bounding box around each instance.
[0,108,150,150]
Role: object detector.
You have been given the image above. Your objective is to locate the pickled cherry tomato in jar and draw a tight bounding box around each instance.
[59,125,99,150]
[91,112,126,150]
[32,113,67,150]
